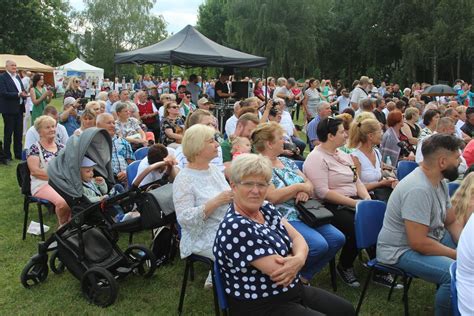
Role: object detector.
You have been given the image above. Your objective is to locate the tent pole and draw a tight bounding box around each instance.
[169,63,173,81]
[264,68,267,105]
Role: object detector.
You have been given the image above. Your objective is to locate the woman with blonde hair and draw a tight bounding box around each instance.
[64,76,84,100]
[173,124,232,287]
[400,107,421,146]
[348,116,397,202]
[452,172,474,314]
[74,109,96,136]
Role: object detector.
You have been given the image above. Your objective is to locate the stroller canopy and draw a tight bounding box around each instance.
[48,128,114,199]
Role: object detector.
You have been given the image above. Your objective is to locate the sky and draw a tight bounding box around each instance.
[69,0,204,34]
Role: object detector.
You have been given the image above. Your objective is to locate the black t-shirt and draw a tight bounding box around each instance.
[461,122,474,137]
[214,80,229,102]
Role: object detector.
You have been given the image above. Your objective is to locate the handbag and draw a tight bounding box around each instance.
[295,199,334,227]
[273,169,333,227]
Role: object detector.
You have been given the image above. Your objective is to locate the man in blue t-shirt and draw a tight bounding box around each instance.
[59,97,80,136]
[307,102,332,150]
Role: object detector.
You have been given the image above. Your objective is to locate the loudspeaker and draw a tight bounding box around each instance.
[231,82,251,100]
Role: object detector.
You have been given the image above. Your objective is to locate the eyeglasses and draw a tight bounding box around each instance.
[169,106,179,109]
[75,80,80,83]
[238,181,270,190]
[349,165,358,182]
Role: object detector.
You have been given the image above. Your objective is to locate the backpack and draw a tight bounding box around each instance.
[150,225,178,267]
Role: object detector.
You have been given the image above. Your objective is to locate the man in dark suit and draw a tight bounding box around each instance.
[0,60,27,160]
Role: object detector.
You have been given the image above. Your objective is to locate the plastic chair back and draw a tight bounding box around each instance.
[294,160,304,172]
[355,200,387,250]
[134,147,149,160]
[448,182,460,197]
[213,261,229,311]
[450,261,461,316]
[396,161,418,181]
[126,160,141,188]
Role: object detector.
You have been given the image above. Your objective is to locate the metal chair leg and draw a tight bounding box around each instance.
[178,259,191,315]
[22,198,29,240]
[402,276,410,316]
[37,203,45,241]
[356,268,373,315]
[329,258,337,292]
[387,274,398,301]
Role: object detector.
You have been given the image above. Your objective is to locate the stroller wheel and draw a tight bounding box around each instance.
[49,250,65,274]
[81,267,118,307]
[124,245,157,279]
[21,259,48,288]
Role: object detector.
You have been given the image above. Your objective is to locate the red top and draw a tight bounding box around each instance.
[137,100,156,124]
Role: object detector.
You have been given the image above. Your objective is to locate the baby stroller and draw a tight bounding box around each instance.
[20,128,175,306]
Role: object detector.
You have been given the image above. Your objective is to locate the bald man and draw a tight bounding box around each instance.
[0,60,27,160]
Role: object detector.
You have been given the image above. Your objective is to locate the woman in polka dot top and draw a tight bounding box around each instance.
[213,154,355,315]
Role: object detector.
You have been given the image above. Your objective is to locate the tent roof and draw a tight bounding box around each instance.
[0,54,54,72]
[57,58,104,73]
[114,25,267,68]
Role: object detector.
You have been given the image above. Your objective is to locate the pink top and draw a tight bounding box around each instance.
[303,146,361,199]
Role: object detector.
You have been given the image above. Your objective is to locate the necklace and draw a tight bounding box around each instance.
[237,207,263,223]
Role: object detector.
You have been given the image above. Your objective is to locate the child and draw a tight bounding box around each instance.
[80,156,131,221]
[230,136,251,160]
[81,156,109,203]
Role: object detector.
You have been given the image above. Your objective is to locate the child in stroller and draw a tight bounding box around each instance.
[20,128,176,307]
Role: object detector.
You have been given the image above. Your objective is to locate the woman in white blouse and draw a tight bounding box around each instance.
[173,124,232,260]
[348,115,397,202]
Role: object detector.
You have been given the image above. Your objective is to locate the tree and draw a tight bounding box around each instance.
[0,0,75,65]
[72,0,167,77]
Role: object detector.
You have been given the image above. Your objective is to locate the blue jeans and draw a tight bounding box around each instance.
[291,135,306,155]
[290,221,345,280]
[393,232,456,316]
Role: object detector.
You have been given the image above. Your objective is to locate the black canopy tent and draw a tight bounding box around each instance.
[114,25,267,68]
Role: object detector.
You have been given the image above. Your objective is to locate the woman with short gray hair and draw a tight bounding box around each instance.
[115,101,147,149]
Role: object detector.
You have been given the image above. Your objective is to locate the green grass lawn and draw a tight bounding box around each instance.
[0,99,437,315]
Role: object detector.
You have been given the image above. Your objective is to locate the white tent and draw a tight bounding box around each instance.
[55,58,104,93]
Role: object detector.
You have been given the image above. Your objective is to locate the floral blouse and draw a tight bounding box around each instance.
[271,157,304,221]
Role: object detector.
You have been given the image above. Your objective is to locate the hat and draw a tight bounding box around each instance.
[198,97,213,106]
[81,157,97,168]
[64,97,76,107]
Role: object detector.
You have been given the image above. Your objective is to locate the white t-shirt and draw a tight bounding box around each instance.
[350,86,368,108]
[273,86,291,100]
[24,124,69,149]
[457,214,474,315]
[337,95,351,113]
[133,157,166,187]
[280,110,295,137]
[225,115,238,137]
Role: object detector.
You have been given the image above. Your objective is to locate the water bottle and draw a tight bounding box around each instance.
[385,156,392,167]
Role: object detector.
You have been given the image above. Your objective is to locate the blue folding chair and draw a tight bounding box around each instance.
[213,261,229,315]
[294,160,304,171]
[134,147,149,160]
[448,182,460,197]
[396,161,418,181]
[355,200,416,316]
[450,261,461,316]
[126,160,141,188]
[17,162,52,241]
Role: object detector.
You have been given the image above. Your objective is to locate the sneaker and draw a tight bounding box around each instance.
[204,271,213,289]
[336,264,360,288]
[373,272,404,290]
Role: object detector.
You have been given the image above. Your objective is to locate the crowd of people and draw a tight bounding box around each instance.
[1,57,474,315]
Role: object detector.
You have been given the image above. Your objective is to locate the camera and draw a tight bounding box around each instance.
[397,141,412,157]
